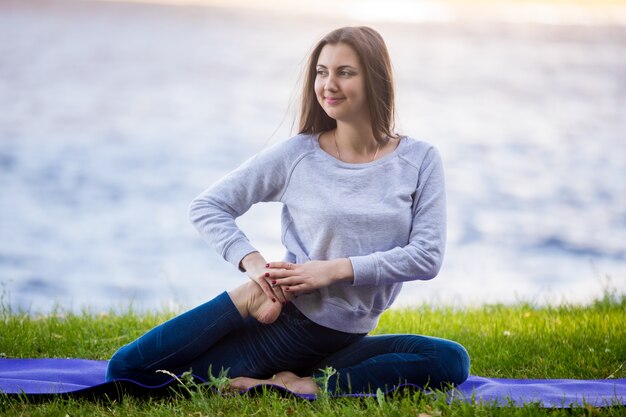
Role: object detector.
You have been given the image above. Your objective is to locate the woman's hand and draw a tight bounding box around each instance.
[265,259,354,296]
[240,252,288,305]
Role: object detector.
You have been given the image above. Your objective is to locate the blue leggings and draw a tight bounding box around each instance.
[106,292,470,393]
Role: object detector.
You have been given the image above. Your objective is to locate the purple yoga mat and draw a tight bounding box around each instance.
[1,358,624,408]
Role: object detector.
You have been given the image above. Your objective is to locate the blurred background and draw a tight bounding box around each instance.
[1,0,625,313]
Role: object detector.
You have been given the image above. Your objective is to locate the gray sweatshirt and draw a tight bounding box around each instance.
[189,133,446,333]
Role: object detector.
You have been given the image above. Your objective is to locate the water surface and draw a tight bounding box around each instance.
[1,0,624,312]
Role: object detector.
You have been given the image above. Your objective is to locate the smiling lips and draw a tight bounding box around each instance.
[325,97,345,105]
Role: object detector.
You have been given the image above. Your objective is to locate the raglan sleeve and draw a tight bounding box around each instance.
[349,146,447,286]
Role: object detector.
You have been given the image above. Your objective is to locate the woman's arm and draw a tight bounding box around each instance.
[189,138,306,302]
[349,147,446,286]
[267,146,446,293]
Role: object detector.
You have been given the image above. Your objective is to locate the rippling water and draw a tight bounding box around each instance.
[1,0,625,313]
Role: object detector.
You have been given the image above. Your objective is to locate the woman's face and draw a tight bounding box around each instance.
[314,43,368,125]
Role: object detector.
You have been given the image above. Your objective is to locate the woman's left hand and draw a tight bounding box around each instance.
[265,259,353,295]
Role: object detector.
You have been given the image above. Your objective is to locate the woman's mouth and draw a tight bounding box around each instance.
[325,97,344,105]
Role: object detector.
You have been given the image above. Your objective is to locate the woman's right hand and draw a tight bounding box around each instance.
[239,252,288,305]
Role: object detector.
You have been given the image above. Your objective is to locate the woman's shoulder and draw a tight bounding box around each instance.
[396,136,442,166]
[263,133,318,157]
[285,132,320,152]
[244,133,317,172]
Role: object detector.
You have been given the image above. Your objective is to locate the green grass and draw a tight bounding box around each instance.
[1,291,625,416]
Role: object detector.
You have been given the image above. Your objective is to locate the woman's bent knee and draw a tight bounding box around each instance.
[105,358,125,382]
[441,340,470,385]
[105,345,134,382]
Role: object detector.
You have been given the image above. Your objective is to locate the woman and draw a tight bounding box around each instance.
[106,26,469,396]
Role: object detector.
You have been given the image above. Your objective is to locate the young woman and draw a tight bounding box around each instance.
[106,26,469,396]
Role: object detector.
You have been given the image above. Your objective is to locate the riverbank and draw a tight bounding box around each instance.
[2,293,624,415]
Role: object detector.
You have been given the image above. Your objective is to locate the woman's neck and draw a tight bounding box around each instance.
[334,122,380,162]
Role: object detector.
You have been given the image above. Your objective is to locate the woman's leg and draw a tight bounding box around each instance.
[228,334,469,395]
[180,302,364,382]
[106,282,362,387]
[105,281,281,385]
[312,334,470,393]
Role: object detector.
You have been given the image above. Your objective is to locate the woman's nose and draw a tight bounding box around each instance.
[324,73,338,91]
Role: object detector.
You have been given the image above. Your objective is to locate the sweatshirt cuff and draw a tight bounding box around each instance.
[348,254,379,286]
[223,239,258,271]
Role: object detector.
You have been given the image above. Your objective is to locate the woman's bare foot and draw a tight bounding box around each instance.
[229,371,320,395]
[228,281,282,324]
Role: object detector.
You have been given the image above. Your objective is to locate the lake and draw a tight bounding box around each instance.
[1,0,624,313]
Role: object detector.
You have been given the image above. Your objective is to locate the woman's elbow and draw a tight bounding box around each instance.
[188,196,214,227]
[188,198,202,223]
[418,251,444,281]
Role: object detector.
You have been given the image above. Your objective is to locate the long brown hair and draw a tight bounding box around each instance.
[298,26,397,142]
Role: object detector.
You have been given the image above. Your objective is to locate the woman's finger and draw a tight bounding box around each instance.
[264,274,288,304]
[265,269,299,279]
[281,283,307,296]
[255,277,276,301]
[266,274,296,302]
[272,276,300,287]
[277,285,292,303]
[255,275,286,305]
[266,261,297,270]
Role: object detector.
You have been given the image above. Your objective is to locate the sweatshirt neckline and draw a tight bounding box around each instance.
[313,133,406,168]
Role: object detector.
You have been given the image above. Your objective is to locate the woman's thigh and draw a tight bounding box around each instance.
[178,304,365,380]
[311,334,440,369]
[309,333,470,390]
